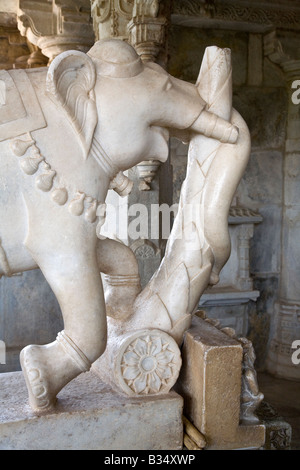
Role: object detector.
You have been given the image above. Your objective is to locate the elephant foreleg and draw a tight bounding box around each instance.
[20,251,107,412]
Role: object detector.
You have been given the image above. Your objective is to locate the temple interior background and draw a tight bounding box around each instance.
[0,0,299,449]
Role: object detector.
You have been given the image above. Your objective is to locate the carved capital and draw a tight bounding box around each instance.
[263,31,289,66]
[128,16,166,62]
[264,30,300,83]
[91,0,168,63]
[128,0,167,62]
[17,0,95,62]
[91,0,134,41]
[264,30,300,144]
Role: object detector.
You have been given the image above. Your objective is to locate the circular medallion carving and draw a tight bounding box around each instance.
[115,329,182,396]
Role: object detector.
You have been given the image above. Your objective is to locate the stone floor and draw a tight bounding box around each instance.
[0,368,298,450]
[257,372,300,450]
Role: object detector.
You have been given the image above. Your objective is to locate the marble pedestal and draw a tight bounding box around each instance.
[0,371,183,450]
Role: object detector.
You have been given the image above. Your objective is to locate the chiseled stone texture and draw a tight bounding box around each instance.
[0,371,183,450]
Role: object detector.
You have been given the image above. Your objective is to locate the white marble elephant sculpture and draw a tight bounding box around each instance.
[0,38,248,412]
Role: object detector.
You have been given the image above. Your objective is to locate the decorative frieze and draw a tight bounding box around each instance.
[172,0,300,31]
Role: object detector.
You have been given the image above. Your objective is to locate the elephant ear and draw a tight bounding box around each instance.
[46,50,97,159]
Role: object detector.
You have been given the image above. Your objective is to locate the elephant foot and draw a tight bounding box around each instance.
[20,331,91,413]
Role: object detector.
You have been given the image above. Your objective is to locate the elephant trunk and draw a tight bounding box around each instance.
[97,238,141,320]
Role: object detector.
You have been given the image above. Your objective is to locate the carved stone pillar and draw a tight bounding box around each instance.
[127,0,169,194]
[17,0,95,63]
[127,0,167,63]
[91,0,171,287]
[91,0,133,41]
[264,32,300,380]
[91,0,169,64]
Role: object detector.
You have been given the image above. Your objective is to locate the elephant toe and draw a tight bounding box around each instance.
[20,344,56,413]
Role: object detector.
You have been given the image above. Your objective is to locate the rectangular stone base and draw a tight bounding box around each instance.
[175,315,265,450]
[0,371,183,450]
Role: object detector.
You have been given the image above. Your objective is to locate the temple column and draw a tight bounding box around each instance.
[264,32,300,380]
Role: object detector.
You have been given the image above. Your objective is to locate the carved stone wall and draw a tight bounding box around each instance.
[172,0,300,32]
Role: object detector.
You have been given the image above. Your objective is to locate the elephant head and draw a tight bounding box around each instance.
[46,38,238,180]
